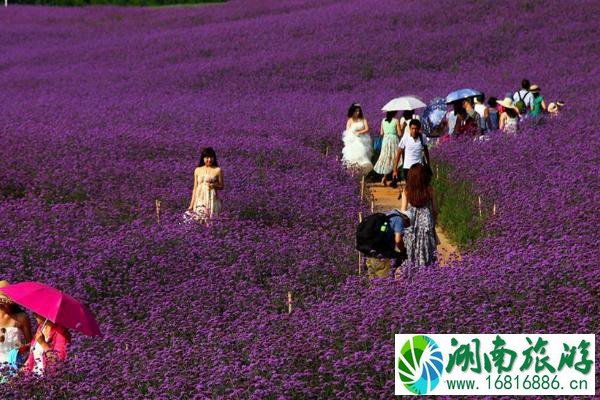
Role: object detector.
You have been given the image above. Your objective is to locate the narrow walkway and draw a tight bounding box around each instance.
[367,182,460,266]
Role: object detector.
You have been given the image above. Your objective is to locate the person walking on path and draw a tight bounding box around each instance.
[365,209,408,279]
[529,84,546,117]
[513,78,533,116]
[397,163,438,279]
[399,110,421,139]
[497,97,520,133]
[341,103,373,174]
[461,98,482,136]
[474,95,490,134]
[392,119,430,183]
[187,147,224,222]
[487,97,500,130]
[373,111,401,186]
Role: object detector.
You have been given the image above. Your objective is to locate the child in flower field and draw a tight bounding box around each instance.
[186,147,224,222]
[24,313,70,376]
[548,100,564,116]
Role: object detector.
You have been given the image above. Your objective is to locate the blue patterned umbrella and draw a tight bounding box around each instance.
[445,88,481,104]
[422,98,448,137]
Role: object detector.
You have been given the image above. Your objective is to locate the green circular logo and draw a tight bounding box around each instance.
[397,335,444,395]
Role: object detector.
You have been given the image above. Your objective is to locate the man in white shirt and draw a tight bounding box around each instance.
[513,78,533,115]
[392,119,430,182]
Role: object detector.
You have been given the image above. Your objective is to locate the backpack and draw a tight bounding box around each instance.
[356,210,410,258]
[514,90,528,114]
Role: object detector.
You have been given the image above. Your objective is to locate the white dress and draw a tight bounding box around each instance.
[30,340,45,376]
[341,119,373,174]
[0,326,25,365]
[193,168,222,220]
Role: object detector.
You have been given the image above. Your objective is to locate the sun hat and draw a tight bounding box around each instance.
[0,280,12,304]
[548,103,558,113]
[529,84,540,93]
[497,97,519,111]
[556,100,565,107]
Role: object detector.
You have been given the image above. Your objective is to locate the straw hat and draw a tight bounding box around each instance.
[529,84,540,93]
[0,280,12,304]
[497,97,519,111]
[548,103,558,113]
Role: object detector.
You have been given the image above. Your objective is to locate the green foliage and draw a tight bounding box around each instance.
[432,163,484,249]
[11,0,224,6]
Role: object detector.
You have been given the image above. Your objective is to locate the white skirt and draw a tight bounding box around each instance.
[341,130,373,174]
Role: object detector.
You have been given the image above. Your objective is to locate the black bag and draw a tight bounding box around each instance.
[419,134,433,179]
[356,211,409,258]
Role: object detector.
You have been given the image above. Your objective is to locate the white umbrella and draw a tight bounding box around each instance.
[381,96,427,112]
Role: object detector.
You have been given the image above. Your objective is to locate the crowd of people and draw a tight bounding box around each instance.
[183,79,563,228]
[347,79,563,279]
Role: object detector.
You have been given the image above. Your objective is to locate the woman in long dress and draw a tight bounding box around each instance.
[373,111,401,185]
[341,103,373,174]
[397,164,438,280]
[187,147,224,222]
[0,281,32,374]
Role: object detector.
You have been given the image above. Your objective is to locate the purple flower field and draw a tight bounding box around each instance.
[0,0,598,398]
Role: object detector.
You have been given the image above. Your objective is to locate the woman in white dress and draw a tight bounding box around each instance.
[187,147,224,222]
[0,281,32,373]
[341,103,373,174]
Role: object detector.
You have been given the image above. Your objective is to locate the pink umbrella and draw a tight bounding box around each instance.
[1,282,101,337]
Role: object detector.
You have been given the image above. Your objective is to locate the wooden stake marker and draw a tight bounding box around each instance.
[493,203,497,216]
[360,176,365,200]
[478,196,482,217]
[287,291,292,314]
[325,146,329,157]
[155,199,161,224]
[358,253,362,275]
[358,212,363,275]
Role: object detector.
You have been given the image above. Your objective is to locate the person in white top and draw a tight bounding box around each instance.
[0,281,32,372]
[473,95,489,134]
[513,78,533,115]
[399,110,421,139]
[392,119,430,182]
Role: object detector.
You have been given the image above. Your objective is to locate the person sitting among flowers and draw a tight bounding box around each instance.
[23,313,70,376]
[0,280,32,376]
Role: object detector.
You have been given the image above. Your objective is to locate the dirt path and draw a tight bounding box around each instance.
[367,182,460,266]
